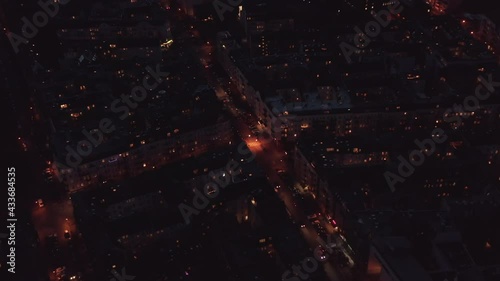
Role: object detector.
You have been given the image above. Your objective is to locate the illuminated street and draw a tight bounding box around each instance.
[3,1,500,281]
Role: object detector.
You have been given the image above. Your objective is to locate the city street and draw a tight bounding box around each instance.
[188,18,345,280]
[4,1,500,281]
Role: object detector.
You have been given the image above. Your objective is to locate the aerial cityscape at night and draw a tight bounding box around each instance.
[1,0,499,281]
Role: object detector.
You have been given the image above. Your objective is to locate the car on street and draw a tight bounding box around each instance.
[316,246,328,261]
[55,266,66,281]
